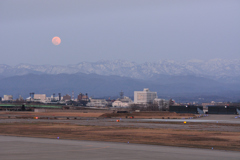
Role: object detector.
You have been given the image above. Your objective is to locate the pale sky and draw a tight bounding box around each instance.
[1,0,240,65]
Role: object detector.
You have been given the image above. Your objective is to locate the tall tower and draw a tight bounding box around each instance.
[72,91,74,100]
[120,90,124,99]
[58,93,61,101]
[29,92,35,99]
[53,93,55,101]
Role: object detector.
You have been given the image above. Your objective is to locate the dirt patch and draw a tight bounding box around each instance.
[0,122,239,151]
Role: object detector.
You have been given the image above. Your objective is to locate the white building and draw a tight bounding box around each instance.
[3,95,13,101]
[134,88,157,104]
[34,94,46,102]
[112,96,133,108]
[86,98,108,107]
[153,98,169,111]
[120,96,133,103]
[112,101,130,108]
[49,95,60,102]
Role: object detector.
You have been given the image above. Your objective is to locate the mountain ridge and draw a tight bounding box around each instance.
[1,59,240,83]
[0,72,240,102]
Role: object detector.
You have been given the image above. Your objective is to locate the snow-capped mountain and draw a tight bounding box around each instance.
[1,59,240,82]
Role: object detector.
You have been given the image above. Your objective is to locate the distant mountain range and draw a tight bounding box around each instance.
[0,59,240,102]
[1,59,240,83]
[0,73,239,103]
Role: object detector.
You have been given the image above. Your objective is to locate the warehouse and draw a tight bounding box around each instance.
[169,105,203,114]
[208,106,240,114]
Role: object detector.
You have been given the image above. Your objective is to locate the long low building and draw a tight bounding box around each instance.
[169,105,204,114]
[86,98,108,107]
[34,94,46,102]
[208,106,240,114]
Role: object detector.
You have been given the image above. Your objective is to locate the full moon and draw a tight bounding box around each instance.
[52,36,61,45]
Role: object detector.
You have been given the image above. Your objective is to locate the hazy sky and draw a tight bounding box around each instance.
[1,0,240,65]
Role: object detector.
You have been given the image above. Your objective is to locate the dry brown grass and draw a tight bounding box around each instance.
[0,111,104,117]
[100,112,196,119]
[0,111,196,119]
[0,122,239,151]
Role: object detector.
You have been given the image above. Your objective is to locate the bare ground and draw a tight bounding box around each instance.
[100,111,196,119]
[0,111,239,151]
[0,111,104,118]
[0,111,197,119]
[0,122,239,151]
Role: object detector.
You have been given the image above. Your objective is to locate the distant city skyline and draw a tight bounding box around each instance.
[1,0,240,65]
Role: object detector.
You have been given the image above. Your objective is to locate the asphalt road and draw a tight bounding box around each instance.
[0,136,239,160]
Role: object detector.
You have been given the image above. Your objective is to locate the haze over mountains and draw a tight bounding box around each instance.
[0,59,240,102]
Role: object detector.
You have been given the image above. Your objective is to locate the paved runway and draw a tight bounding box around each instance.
[0,136,239,160]
[120,114,240,124]
[1,114,240,124]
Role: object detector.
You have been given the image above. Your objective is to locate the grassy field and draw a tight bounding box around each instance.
[0,122,239,151]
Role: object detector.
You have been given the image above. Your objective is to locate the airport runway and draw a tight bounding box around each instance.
[1,114,240,132]
[1,114,240,124]
[120,114,240,124]
[0,136,239,160]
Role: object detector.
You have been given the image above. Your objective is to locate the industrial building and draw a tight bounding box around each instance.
[3,95,13,101]
[169,105,204,114]
[153,98,169,111]
[86,98,108,107]
[77,93,89,101]
[33,94,46,102]
[63,94,71,101]
[208,106,240,114]
[134,88,157,104]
